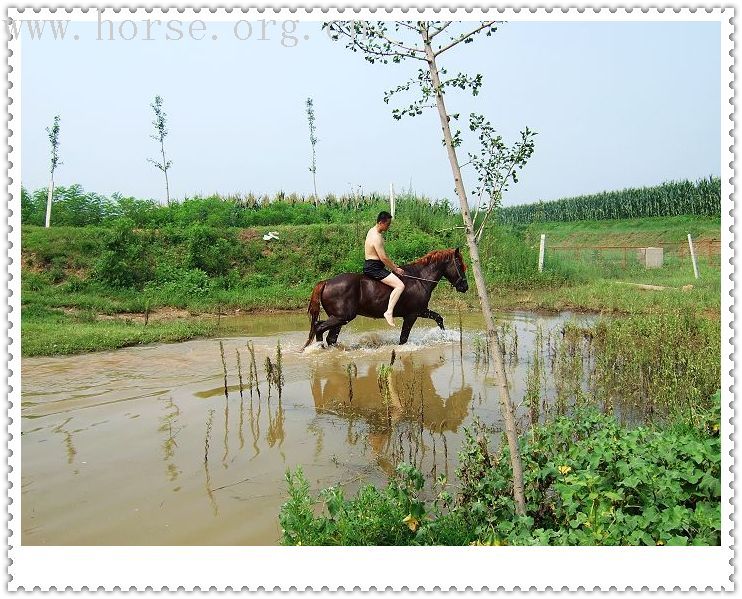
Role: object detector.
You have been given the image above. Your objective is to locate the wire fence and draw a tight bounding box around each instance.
[546,239,721,270]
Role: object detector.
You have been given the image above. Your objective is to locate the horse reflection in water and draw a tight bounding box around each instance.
[310,353,472,476]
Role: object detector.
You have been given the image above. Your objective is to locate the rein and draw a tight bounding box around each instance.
[401,273,439,283]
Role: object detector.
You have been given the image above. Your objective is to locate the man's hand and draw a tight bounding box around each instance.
[394,267,406,277]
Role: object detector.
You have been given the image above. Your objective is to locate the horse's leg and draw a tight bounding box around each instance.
[314,320,326,343]
[421,309,445,330]
[400,315,418,345]
[316,315,353,340]
[326,325,342,346]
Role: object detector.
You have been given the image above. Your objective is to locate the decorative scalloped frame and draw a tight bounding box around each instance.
[4,4,735,591]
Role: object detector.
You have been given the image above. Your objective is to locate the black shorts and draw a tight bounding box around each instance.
[363,259,391,281]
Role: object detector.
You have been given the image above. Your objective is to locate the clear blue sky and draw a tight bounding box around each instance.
[20,19,721,207]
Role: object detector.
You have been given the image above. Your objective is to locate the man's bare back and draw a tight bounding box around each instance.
[365,227,385,261]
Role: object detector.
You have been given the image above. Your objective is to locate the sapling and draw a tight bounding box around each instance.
[148,95,173,205]
[306,97,319,204]
[44,115,62,228]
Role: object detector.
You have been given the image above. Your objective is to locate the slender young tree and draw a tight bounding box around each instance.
[306,97,319,204]
[148,95,173,205]
[326,20,530,515]
[44,115,62,228]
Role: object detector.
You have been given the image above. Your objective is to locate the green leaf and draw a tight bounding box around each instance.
[667,535,689,546]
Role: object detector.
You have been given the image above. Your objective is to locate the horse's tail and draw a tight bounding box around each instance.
[302,280,326,351]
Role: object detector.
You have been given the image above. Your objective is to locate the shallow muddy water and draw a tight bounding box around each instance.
[21,310,593,545]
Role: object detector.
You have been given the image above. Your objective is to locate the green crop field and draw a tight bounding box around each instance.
[499,178,721,225]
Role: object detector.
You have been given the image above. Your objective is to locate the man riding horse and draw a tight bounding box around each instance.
[303,212,469,350]
[363,211,405,327]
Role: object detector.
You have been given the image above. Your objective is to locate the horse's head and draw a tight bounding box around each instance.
[444,248,469,293]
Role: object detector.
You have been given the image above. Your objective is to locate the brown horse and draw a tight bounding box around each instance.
[302,248,469,350]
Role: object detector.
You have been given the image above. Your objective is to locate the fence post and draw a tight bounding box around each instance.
[390,183,396,218]
[538,234,546,273]
[687,233,700,279]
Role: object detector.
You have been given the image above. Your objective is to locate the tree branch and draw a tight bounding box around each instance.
[378,30,424,57]
[429,22,452,39]
[474,147,529,242]
[396,21,421,33]
[327,21,427,62]
[434,21,497,56]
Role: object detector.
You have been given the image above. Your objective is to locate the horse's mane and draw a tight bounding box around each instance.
[405,249,466,271]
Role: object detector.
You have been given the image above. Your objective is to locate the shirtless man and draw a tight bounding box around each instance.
[363,211,406,327]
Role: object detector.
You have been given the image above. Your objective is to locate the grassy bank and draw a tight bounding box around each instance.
[487,266,721,316]
[21,305,219,356]
[21,212,721,356]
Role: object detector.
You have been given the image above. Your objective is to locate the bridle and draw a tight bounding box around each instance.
[451,253,466,288]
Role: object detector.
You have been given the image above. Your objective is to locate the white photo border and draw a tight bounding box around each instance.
[4,3,735,591]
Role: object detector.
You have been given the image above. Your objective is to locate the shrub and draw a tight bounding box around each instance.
[22,271,50,292]
[92,219,156,289]
[59,274,89,293]
[146,263,211,296]
[184,224,239,277]
[478,225,573,288]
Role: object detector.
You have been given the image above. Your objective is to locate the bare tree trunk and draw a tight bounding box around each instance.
[475,200,497,244]
[45,171,54,228]
[312,168,318,207]
[161,141,170,206]
[423,35,526,515]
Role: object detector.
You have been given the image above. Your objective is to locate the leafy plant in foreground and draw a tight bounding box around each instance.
[457,404,721,546]
[279,398,721,546]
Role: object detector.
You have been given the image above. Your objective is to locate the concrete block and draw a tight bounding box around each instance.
[644,247,663,269]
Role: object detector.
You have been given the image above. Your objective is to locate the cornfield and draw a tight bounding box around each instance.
[498,177,721,225]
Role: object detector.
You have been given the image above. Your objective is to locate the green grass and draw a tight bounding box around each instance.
[480,216,722,315]
[523,215,721,245]
[21,307,218,357]
[518,268,721,316]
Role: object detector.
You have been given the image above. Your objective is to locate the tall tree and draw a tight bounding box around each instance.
[148,95,173,206]
[44,115,62,228]
[306,97,319,204]
[326,20,531,515]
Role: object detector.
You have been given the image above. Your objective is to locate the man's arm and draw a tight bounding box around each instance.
[373,238,405,275]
